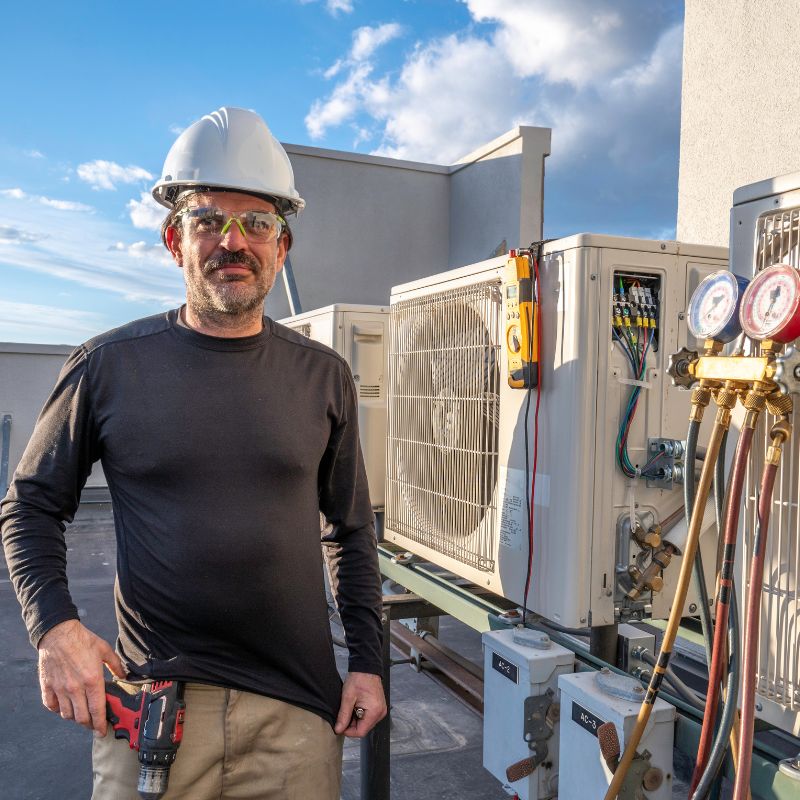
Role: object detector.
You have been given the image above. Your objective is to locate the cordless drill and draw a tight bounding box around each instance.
[105,679,186,800]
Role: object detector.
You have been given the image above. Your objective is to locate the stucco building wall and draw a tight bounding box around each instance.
[677,0,800,247]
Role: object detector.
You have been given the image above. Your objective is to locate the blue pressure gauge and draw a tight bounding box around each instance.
[687,270,750,343]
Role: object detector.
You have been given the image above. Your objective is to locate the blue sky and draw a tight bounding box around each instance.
[0,0,684,343]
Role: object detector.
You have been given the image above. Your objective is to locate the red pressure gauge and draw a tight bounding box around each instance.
[739,264,800,343]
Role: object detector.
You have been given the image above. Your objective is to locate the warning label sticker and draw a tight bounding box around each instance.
[498,466,550,551]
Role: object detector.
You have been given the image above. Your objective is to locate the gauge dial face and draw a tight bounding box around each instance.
[688,271,742,340]
[740,264,800,342]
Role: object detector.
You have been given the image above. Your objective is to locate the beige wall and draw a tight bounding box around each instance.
[0,344,107,493]
[677,0,800,247]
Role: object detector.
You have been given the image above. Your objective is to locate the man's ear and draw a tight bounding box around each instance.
[165,226,183,266]
[275,232,289,273]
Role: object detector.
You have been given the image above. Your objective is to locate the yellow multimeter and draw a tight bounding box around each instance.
[504,253,539,389]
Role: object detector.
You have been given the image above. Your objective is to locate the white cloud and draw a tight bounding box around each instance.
[351,23,402,61]
[109,240,172,264]
[297,0,353,15]
[2,187,93,213]
[466,0,666,88]
[24,149,45,159]
[0,193,184,307]
[305,1,682,237]
[327,0,353,13]
[0,225,46,244]
[305,23,405,141]
[0,301,105,343]
[77,160,153,191]
[127,191,166,230]
[168,124,185,136]
[39,197,94,212]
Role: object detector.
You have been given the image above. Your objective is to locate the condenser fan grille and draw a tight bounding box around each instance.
[386,279,502,571]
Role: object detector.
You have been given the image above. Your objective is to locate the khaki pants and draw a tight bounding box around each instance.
[92,682,343,800]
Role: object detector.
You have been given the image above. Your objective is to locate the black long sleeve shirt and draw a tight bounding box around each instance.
[1,309,383,725]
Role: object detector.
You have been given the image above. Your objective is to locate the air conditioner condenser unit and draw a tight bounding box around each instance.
[279,304,389,510]
[383,235,728,628]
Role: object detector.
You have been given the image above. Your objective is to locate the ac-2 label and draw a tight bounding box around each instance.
[491,652,519,683]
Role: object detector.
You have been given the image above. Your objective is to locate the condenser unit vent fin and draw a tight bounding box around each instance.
[386,278,502,572]
[360,385,380,398]
[756,206,800,273]
[294,323,312,338]
[746,406,800,715]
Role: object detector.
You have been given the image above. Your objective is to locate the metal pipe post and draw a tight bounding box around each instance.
[360,608,391,800]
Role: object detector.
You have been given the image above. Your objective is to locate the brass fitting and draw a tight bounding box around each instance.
[766,393,794,418]
[714,386,738,410]
[690,386,713,422]
[766,419,793,465]
[714,405,733,430]
[743,391,767,414]
[627,543,675,600]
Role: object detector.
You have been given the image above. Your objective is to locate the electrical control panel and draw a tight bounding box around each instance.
[483,628,575,799]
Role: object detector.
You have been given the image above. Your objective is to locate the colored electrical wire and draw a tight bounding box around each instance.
[614,325,652,478]
[522,251,542,623]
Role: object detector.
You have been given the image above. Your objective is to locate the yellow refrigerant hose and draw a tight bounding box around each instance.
[603,391,734,800]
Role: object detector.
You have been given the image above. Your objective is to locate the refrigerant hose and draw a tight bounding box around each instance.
[603,401,731,800]
[691,588,741,800]
[684,419,715,667]
[691,419,756,792]
[733,418,792,800]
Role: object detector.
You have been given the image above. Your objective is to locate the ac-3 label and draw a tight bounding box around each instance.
[571,701,604,737]
[491,652,519,683]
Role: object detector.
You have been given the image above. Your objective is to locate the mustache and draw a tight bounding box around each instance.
[203,250,260,275]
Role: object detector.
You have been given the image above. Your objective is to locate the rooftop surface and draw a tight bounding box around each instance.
[2,504,506,800]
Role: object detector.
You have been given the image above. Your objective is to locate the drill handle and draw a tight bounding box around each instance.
[105,680,146,749]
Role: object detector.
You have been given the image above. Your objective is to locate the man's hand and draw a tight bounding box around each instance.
[334,671,387,738]
[37,619,127,736]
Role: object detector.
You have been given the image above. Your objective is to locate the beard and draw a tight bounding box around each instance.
[185,249,279,317]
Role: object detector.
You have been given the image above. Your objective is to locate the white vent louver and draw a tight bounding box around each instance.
[745,205,800,729]
[386,279,502,572]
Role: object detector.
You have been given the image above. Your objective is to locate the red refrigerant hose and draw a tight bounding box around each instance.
[690,418,756,794]
[732,419,792,800]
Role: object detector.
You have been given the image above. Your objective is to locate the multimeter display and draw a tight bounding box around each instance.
[506,286,518,299]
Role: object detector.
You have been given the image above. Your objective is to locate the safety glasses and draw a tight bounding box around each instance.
[176,206,285,243]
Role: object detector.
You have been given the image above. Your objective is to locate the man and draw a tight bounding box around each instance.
[1,107,386,799]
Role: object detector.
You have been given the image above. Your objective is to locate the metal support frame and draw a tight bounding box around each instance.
[377,543,800,799]
[360,592,445,800]
[1,413,11,494]
[282,255,302,316]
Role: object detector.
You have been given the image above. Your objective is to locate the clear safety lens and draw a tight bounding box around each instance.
[179,206,285,242]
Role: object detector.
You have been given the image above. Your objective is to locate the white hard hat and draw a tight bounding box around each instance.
[152,107,305,214]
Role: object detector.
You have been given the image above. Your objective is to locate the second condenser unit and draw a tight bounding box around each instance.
[278,304,389,510]
[383,234,728,627]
